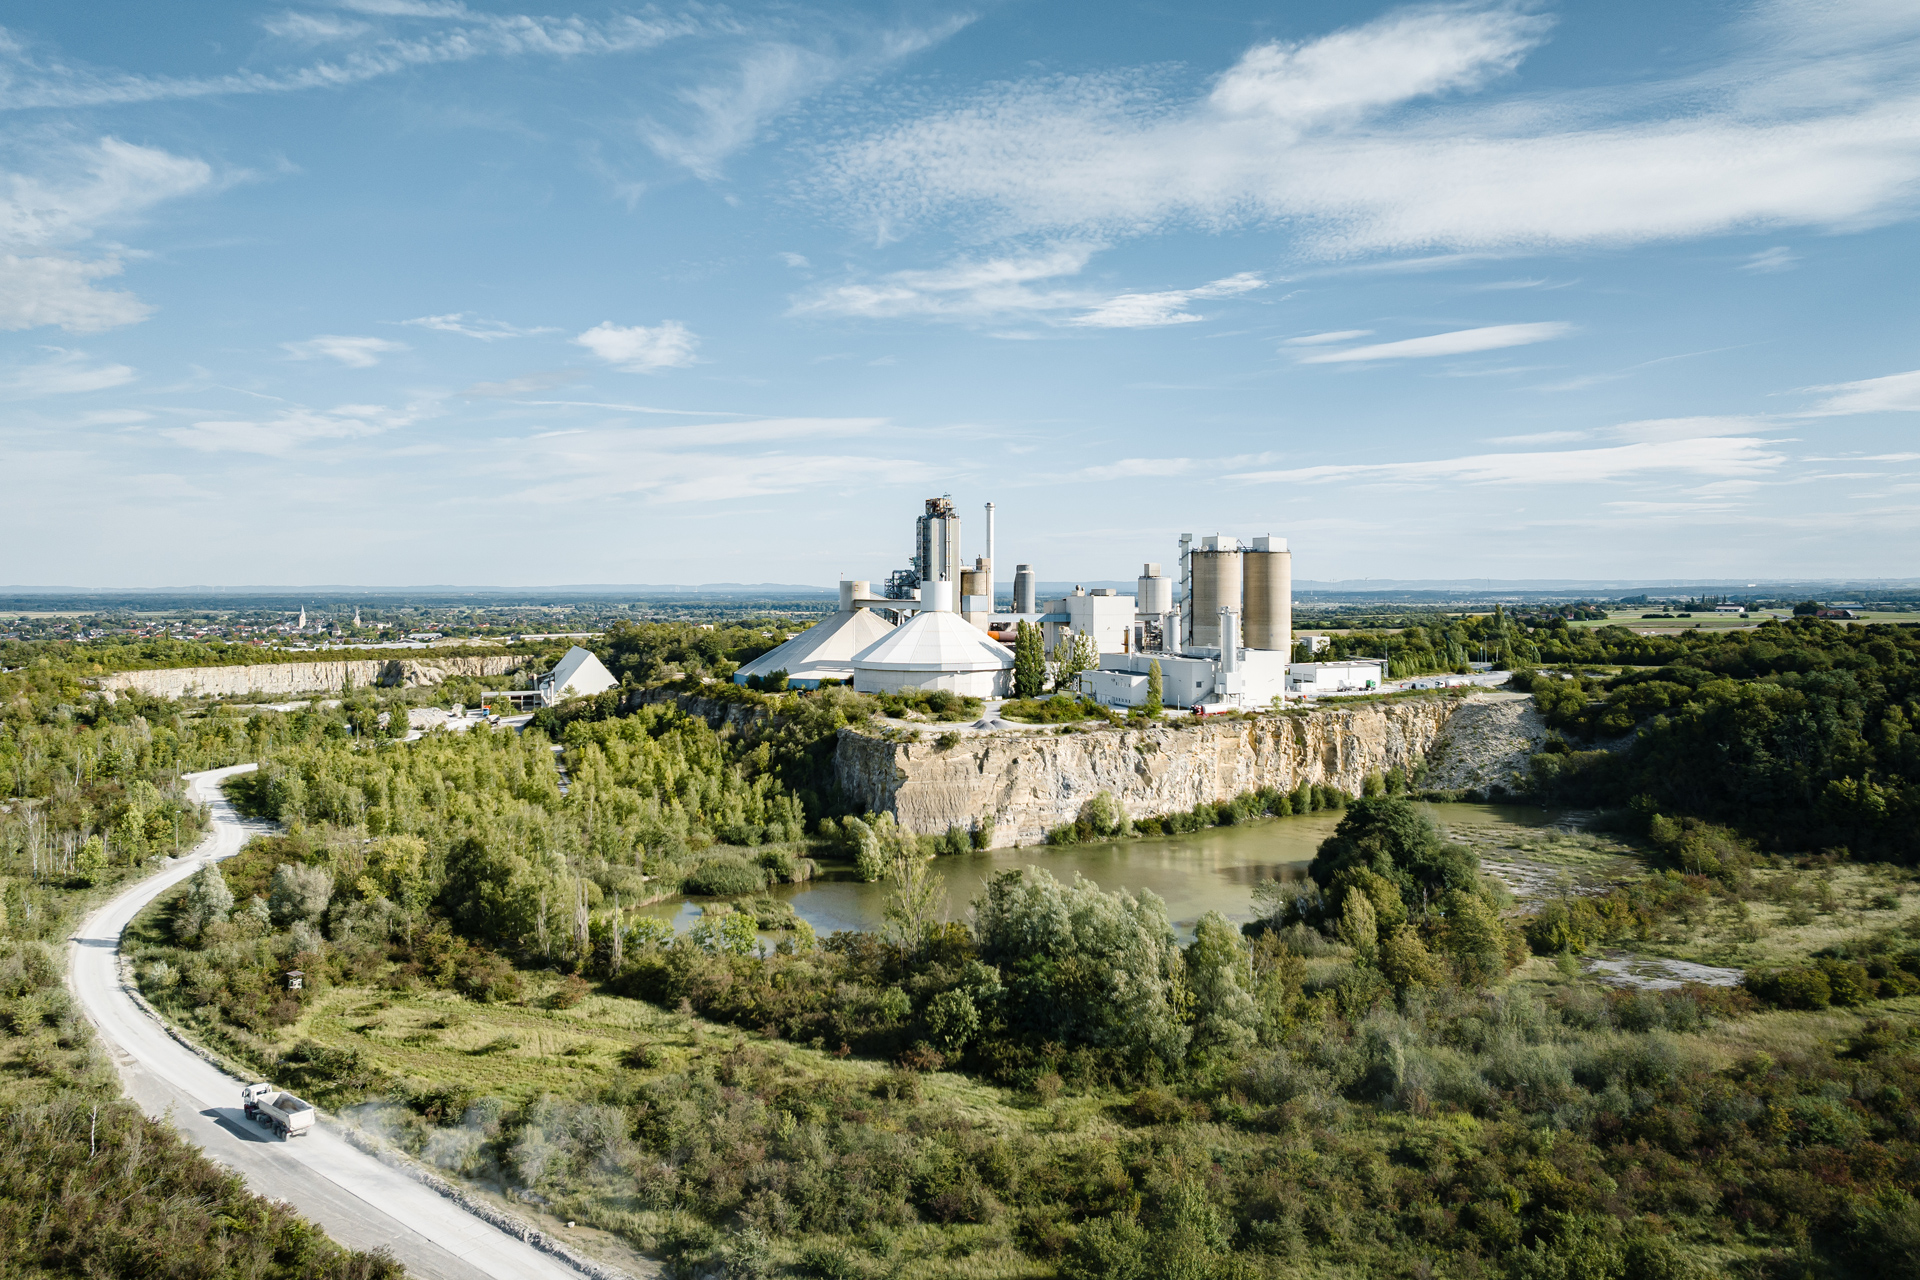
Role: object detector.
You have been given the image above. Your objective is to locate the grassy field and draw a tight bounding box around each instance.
[1630,860,1920,969]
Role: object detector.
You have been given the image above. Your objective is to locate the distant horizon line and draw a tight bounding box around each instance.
[3,578,1917,596]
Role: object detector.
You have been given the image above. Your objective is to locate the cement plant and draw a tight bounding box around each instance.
[733,494,1453,707]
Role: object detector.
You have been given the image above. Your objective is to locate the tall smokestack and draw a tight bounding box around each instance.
[984,501,995,610]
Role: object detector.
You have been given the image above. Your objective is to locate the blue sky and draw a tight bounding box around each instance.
[3,0,1918,588]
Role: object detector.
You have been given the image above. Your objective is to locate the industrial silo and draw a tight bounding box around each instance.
[1188,537,1242,649]
[1243,536,1292,652]
[960,561,990,601]
[1136,563,1173,616]
[1014,564,1037,614]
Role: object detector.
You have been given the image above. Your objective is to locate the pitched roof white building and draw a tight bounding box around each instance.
[850,582,1014,697]
[732,609,897,689]
[537,646,618,706]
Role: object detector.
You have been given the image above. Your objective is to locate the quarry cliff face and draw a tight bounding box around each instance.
[95,655,528,699]
[835,697,1463,847]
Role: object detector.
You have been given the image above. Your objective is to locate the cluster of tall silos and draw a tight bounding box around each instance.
[1179,534,1292,655]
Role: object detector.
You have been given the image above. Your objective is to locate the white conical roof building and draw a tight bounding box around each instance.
[733,608,897,689]
[851,582,1014,698]
[537,646,619,705]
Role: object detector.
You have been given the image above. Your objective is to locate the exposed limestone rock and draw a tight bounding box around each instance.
[94,655,528,699]
[835,697,1464,847]
[1421,692,1549,794]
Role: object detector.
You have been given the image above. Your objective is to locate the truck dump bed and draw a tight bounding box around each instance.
[242,1083,316,1137]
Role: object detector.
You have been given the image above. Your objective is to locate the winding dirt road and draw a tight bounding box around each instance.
[69,765,590,1280]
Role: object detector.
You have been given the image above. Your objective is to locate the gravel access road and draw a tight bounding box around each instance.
[69,764,590,1280]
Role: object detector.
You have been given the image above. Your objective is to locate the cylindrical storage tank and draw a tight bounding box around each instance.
[1244,537,1292,652]
[1188,549,1243,649]
[1136,562,1173,616]
[840,579,870,612]
[1014,564,1037,614]
[921,580,956,612]
[960,567,989,599]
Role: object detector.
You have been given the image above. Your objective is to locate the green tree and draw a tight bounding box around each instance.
[1144,659,1163,718]
[1309,796,1480,915]
[1013,621,1045,699]
[1185,910,1259,1055]
[173,862,234,941]
[76,835,108,877]
[1050,630,1098,693]
[974,867,1190,1072]
[384,702,410,739]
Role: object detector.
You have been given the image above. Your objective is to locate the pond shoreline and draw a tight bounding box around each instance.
[642,803,1578,941]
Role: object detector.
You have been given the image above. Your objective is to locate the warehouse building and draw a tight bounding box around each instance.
[731,580,897,689]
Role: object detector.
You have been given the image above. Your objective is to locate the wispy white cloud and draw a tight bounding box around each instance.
[1232,435,1786,487]
[0,137,214,332]
[0,254,152,332]
[795,248,1265,329]
[792,246,1094,321]
[1797,368,1920,415]
[1284,328,1374,345]
[640,16,974,179]
[260,12,372,43]
[1295,321,1573,363]
[0,8,700,109]
[1742,245,1798,272]
[574,320,698,372]
[1603,415,1773,443]
[160,402,420,456]
[0,347,135,398]
[1067,272,1265,328]
[814,2,1920,256]
[402,312,553,340]
[282,334,408,367]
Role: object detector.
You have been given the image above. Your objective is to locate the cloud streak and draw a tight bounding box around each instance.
[1232,435,1787,487]
[282,335,408,367]
[794,249,1267,328]
[403,312,553,340]
[0,137,214,332]
[812,2,1920,256]
[1798,368,1920,415]
[0,8,699,109]
[1295,321,1573,363]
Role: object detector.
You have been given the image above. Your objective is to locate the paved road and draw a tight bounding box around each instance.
[69,764,588,1280]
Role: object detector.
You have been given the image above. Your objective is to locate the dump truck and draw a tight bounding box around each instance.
[241,1082,316,1138]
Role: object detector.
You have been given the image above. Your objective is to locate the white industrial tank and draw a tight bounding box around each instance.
[1136,563,1173,616]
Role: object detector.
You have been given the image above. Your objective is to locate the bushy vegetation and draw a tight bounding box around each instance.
[1048,778,1361,845]
[1518,619,1919,858]
[0,871,400,1277]
[1299,606,1534,676]
[138,776,1920,1279]
[999,694,1109,724]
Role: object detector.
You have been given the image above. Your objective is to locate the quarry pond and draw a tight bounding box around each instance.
[641,802,1570,940]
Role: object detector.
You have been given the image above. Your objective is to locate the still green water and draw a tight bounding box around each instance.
[641,803,1563,940]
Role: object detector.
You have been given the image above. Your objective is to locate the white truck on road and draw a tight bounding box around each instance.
[242,1082,317,1138]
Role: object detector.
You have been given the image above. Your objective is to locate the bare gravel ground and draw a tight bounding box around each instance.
[1422,692,1550,792]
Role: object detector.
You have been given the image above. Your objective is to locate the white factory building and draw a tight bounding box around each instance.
[850,582,1014,697]
[536,646,619,706]
[733,497,1373,710]
[1075,534,1301,712]
[732,580,898,689]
